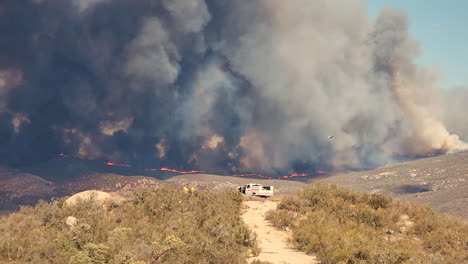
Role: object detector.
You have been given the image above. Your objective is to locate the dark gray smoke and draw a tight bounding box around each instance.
[0,0,466,174]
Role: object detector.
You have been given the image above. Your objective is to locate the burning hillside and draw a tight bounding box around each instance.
[0,0,467,176]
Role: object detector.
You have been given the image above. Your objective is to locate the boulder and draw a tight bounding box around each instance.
[64,190,111,207]
[66,216,78,227]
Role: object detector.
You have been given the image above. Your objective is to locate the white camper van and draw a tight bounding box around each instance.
[239,183,274,197]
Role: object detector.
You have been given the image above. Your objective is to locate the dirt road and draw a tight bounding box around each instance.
[242,200,317,264]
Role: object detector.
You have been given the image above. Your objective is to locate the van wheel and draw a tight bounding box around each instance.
[252,192,256,196]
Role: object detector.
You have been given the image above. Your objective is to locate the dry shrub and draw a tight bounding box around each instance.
[0,186,256,263]
[267,183,468,264]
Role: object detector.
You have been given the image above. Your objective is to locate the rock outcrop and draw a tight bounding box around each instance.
[65,190,112,207]
[66,216,78,227]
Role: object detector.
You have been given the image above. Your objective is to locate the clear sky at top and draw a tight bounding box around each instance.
[368,0,468,89]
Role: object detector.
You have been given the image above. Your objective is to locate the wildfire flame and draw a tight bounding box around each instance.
[144,168,205,174]
[105,162,130,167]
[104,162,204,173]
[280,172,308,179]
[58,153,326,179]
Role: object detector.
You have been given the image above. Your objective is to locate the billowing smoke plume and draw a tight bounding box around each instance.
[442,86,468,140]
[0,0,466,174]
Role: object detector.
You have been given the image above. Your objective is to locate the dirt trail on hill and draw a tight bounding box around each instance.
[242,200,317,264]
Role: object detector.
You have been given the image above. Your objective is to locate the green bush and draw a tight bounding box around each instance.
[267,183,468,264]
[70,243,111,264]
[0,186,256,263]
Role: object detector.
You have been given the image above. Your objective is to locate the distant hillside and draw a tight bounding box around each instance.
[1,152,468,220]
[0,163,161,214]
[319,151,468,219]
[0,157,308,214]
[0,166,58,213]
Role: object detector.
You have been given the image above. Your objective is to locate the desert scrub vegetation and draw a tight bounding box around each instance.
[0,186,257,263]
[266,183,468,264]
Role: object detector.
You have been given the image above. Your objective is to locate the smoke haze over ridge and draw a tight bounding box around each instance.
[0,0,466,175]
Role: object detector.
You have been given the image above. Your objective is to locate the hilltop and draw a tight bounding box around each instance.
[1,152,467,220]
[319,151,468,219]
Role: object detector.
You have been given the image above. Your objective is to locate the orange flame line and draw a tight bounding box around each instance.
[280,172,308,179]
[105,162,130,167]
[100,160,328,178]
[144,167,204,174]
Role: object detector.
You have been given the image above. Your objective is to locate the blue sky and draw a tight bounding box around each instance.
[368,0,468,89]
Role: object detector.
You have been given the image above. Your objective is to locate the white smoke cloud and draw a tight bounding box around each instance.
[214,1,467,169]
[125,18,180,88]
[219,1,395,168]
[162,0,211,33]
[73,0,110,13]
[373,8,468,155]
[0,69,22,113]
[1,0,465,171]
[178,60,240,139]
[441,86,468,141]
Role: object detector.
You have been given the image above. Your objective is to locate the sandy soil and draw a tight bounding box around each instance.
[242,200,317,264]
